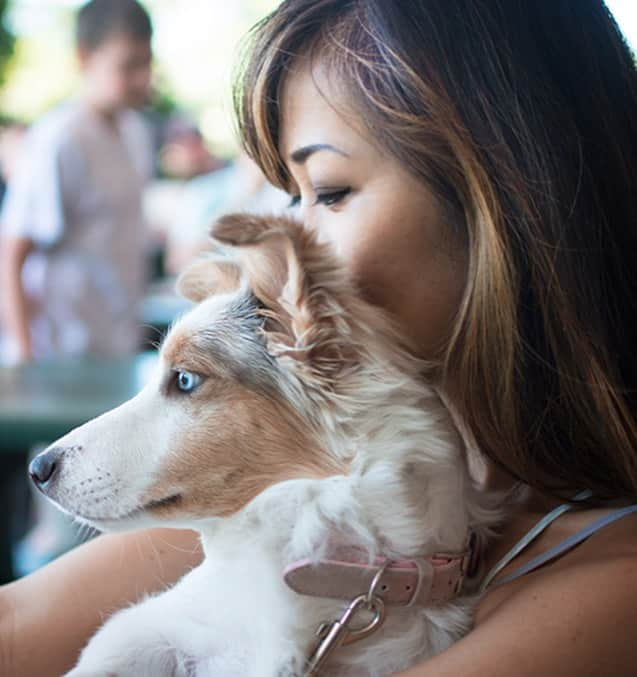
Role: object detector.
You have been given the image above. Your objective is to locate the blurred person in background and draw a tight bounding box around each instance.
[164,150,288,274]
[158,116,223,180]
[0,121,27,336]
[0,0,153,366]
[0,121,27,205]
[141,115,225,279]
[0,0,154,575]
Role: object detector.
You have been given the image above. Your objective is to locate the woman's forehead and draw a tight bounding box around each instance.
[278,62,367,161]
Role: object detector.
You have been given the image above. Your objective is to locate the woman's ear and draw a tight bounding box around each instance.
[176,257,242,302]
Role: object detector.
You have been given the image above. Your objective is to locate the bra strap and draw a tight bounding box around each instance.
[479,489,592,594]
[490,503,637,590]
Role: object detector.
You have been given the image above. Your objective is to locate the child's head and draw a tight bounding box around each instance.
[76,0,153,111]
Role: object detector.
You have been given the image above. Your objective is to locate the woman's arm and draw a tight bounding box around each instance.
[394,551,637,677]
[0,528,202,677]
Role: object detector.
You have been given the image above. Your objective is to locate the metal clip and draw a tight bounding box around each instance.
[303,593,386,676]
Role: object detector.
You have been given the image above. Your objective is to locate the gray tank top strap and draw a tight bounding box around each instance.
[488,503,637,590]
[479,490,637,593]
[479,489,592,593]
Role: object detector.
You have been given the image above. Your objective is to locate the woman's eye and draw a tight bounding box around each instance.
[314,188,351,207]
[288,194,301,209]
[175,370,202,393]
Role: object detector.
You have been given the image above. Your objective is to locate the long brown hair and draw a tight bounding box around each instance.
[234,0,637,501]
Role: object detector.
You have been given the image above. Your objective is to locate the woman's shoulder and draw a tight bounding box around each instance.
[397,511,637,676]
[462,506,637,676]
[477,500,637,612]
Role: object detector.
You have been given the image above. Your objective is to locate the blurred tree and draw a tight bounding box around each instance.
[0,0,15,87]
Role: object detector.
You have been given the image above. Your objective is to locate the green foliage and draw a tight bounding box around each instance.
[0,0,15,86]
[147,85,178,118]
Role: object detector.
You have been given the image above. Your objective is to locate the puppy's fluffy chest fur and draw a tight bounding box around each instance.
[87,475,479,677]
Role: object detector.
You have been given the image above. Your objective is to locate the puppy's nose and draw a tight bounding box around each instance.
[29,447,65,486]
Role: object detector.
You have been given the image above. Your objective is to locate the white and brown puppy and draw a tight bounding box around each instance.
[31,214,498,677]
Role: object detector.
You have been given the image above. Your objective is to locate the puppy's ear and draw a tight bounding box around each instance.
[211,212,294,247]
[176,257,242,302]
[212,213,356,383]
[211,213,306,313]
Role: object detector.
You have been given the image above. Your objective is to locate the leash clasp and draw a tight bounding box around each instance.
[303,588,386,676]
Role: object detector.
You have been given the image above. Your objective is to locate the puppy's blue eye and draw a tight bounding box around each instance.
[175,371,201,393]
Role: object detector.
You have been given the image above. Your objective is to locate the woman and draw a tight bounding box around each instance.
[2,1,637,674]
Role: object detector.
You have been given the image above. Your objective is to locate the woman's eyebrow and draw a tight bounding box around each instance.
[289,143,349,164]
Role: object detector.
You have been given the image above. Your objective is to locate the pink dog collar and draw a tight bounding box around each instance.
[284,544,471,607]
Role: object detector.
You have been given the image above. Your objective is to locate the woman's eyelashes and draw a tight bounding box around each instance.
[314,187,351,206]
[288,187,352,209]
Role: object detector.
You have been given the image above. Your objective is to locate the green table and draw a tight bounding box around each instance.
[0,352,157,582]
[0,352,157,450]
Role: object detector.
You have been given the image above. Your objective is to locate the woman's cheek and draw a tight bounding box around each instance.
[326,222,361,264]
[307,214,346,255]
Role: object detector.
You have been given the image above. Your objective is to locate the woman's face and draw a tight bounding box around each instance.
[279,63,467,359]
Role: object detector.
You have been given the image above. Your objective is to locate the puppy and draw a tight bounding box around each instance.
[31,214,498,676]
